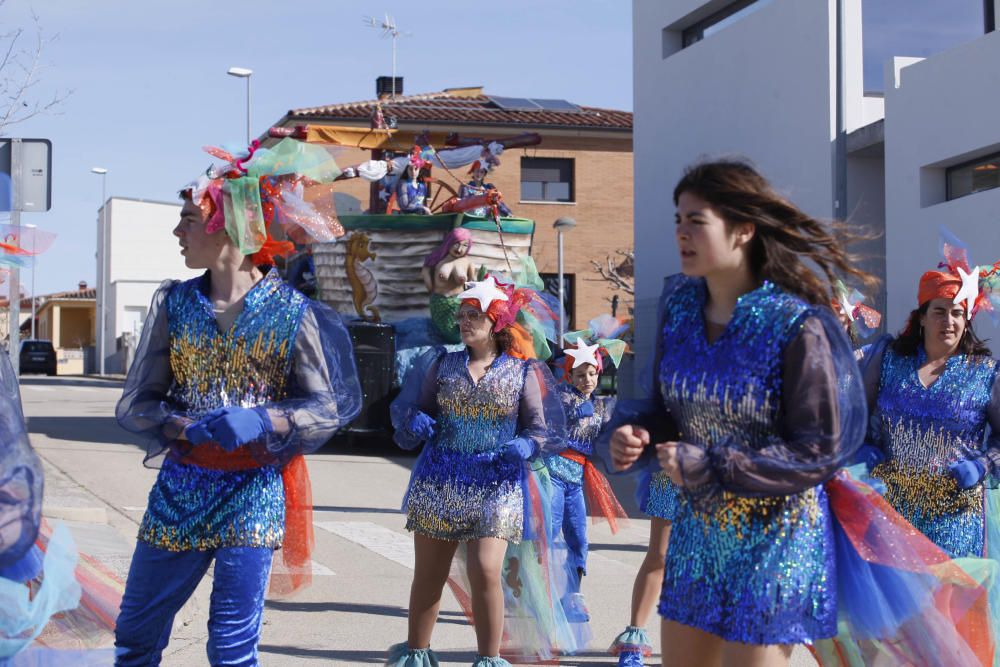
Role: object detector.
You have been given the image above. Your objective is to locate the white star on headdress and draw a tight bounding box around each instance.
[954,265,980,318]
[564,342,601,369]
[457,276,508,312]
[837,293,857,322]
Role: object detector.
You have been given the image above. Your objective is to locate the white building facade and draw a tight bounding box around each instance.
[96,197,200,373]
[632,0,1000,380]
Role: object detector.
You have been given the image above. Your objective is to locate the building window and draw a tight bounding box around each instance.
[521,158,574,203]
[540,272,574,329]
[681,0,774,48]
[946,152,1000,200]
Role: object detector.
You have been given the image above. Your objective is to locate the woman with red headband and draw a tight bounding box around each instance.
[388,274,574,667]
[856,231,1000,560]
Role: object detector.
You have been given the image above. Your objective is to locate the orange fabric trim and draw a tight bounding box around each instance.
[560,450,628,534]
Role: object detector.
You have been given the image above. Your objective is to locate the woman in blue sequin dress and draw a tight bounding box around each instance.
[113,140,362,666]
[608,160,873,667]
[858,252,1000,559]
[388,276,569,667]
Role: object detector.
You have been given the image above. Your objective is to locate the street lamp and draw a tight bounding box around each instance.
[91,167,107,376]
[553,217,577,345]
[227,66,253,145]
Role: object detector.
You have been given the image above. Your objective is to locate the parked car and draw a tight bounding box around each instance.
[19,340,57,376]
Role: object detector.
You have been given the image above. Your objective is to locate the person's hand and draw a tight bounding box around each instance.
[206,407,273,452]
[501,437,536,463]
[407,411,436,441]
[949,459,986,490]
[609,424,649,471]
[184,419,214,445]
[655,442,684,485]
[854,444,886,471]
[574,401,595,419]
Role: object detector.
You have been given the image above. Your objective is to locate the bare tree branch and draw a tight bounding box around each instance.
[0,7,71,135]
[588,248,635,295]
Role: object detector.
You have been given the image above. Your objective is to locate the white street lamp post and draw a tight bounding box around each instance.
[553,217,577,345]
[91,167,107,375]
[227,67,253,145]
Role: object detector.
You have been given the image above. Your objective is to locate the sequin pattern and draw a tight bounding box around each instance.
[543,386,613,485]
[140,270,307,551]
[642,471,680,520]
[405,352,529,542]
[655,278,836,644]
[870,347,997,557]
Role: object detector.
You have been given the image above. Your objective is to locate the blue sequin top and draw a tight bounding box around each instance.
[545,385,615,485]
[117,269,362,552]
[391,349,565,542]
[868,342,1000,557]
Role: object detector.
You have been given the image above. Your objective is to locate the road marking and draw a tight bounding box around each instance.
[121,506,146,512]
[314,520,415,569]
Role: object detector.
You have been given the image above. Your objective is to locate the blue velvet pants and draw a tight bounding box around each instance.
[114,541,273,667]
[550,476,588,576]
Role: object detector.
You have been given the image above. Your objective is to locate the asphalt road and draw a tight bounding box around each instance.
[20,375,816,667]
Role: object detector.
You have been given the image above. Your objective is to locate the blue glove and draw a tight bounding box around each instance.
[206,406,273,452]
[949,459,986,490]
[501,437,536,463]
[853,444,885,471]
[574,401,595,419]
[407,411,436,441]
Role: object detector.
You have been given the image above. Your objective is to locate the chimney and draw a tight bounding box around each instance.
[78,280,87,291]
[376,76,403,99]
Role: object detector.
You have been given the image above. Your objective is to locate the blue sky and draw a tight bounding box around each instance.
[0,0,986,295]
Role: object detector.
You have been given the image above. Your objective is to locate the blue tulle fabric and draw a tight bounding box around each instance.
[608,625,652,655]
[0,524,81,658]
[0,350,41,573]
[385,643,440,667]
[117,269,362,467]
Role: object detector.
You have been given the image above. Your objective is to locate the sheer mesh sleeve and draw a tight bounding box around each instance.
[0,350,42,570]
[517,359,567,457]
[251,302,362,462]
[678,311,866,499]
[389,347,444,451]
[115,281,183,458]
[975,366,1000,484]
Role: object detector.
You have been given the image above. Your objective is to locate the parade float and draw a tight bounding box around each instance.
[268,107,554,440]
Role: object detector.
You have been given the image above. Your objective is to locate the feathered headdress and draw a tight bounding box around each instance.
[561,313,629,376]
[182,138,345,265]
[918,227,1000,323]
[831,280,881,340]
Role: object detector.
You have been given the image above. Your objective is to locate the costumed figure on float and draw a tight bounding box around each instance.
[457,160,512,219]
[421,228,478,343]
[606,160,997,667]
[395,148,432,215]
[545,315,628,627]
[387,274,583,667]
[113,138,363,666]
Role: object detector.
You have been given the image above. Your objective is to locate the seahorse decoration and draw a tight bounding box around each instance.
[345,232,381,322]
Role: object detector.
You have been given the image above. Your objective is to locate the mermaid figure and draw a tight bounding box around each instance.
[422,228,478,342]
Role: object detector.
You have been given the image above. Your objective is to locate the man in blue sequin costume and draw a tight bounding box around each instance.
[113,139,362,667]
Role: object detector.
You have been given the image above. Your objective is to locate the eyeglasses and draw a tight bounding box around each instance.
[455,310,487,323]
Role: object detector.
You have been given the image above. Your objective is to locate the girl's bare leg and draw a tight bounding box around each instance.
[408,534,459,648]
[465,536,509,656]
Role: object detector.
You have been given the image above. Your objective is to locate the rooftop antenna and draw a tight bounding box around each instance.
[363,13,409,98]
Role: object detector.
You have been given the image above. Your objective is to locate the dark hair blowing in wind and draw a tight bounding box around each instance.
[673,159,878,307]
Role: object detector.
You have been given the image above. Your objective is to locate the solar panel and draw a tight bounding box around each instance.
[531,98,582,112]
[488,95,542,111]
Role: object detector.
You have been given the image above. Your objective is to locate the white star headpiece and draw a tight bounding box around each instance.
[457,276,508,312]
[954,265,980,319]
[564,342,601,369]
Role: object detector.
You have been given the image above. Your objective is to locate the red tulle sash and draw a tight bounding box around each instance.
[560,450,628,534]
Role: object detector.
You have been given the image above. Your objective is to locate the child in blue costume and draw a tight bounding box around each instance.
[113,139,362,667]
[608,160,876,666]
[388,275,576,667]
[858,233,1000,559]
[545,321,628,624]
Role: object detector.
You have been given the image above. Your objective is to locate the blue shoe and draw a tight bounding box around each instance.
[472,656,511,667]
[618,649,646,667]
[387,642,440,667]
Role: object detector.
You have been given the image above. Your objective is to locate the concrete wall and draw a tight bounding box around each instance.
[97,198,201,372]
[883,31,1000,332]
[632,0,843,374]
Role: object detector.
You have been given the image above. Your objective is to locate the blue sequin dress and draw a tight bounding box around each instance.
[627,275,863,645]
[544,385,615,486]
[865,340,1000,558]
[116,269,362,553]
[391,349,565,542]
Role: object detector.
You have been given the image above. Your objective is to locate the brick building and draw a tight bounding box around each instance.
[268,80,633,327]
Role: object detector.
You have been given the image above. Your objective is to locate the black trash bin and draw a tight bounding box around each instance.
[346,321,396,438]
